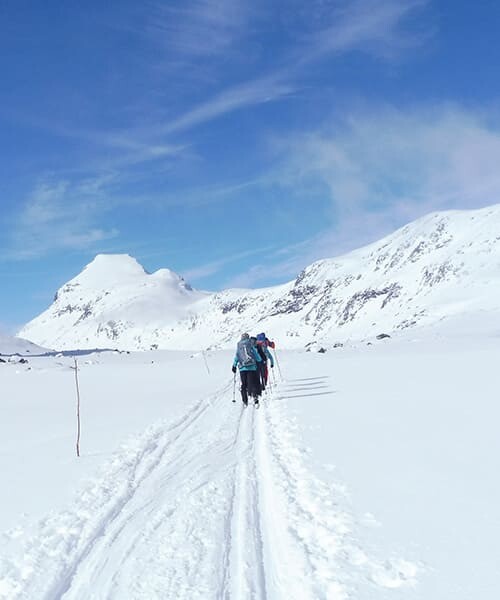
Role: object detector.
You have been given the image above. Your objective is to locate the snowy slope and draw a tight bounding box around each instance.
[0,332,49,356]
[19,254,207,350]
[19,204,500,351]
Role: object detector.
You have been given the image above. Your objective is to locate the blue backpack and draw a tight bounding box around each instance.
[237,339,256,367]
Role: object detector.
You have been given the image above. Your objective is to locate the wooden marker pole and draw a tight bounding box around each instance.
[74,358,81,457]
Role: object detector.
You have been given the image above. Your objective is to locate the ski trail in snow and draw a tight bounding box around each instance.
[56,391,221,600]
[224,407,267,600]
[0,375,418,599]
[255,404,320,600]
[0,383,235,600]
[58,385,244,600]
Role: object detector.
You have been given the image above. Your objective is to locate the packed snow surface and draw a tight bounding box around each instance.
[1,317,499,599]
[19,204,500,351]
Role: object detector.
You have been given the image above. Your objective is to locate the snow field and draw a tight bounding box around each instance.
[258,377,418,599]
[277,336,500,599]
[1,332,498,599]
[0,349,420,599]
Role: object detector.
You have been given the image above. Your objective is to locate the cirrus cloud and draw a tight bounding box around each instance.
[228,104,500,286]
[4,178,119,260]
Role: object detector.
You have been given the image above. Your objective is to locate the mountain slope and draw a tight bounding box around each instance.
[19,254,206,350]
[19,205,500,350]
[0,332,49,356]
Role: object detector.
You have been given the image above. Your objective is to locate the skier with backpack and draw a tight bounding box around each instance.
[232,333,262,407]
[251,335,274,391]
[255,333,275,389]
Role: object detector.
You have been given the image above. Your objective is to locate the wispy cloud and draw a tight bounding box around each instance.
[302,0,430,62]
[220,232,346,289]
[137,0,429,137]
[5,178,119,260]
[226,105,500,286]
[13,111,187,169]
[146,0,253,58]
[5,1,430,181]
[160,75,295,135]
[182,244,275,283]
[2,0,435,270]
[284,105,500,219]
[58,0,428,158]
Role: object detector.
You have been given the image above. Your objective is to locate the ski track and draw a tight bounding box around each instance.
[0,375,418,599]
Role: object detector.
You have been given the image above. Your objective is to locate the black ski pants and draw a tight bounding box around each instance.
[258,360,268,389]
[239,369,261,404]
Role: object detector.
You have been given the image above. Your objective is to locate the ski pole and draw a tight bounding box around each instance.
[271,363,277,386]
[273,348,283,380]
[264,362,272,392]
[232,372,236,402]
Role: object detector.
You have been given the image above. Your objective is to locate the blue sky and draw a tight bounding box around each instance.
[1,0,500,330]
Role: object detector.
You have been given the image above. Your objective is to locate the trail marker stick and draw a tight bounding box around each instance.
[74,358,81,458]
[202,350,210,375]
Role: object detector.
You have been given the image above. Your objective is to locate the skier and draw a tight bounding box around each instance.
[255,333,274,389]
[232,333,262,407]
[251,336,274,391]
[257,332,275,349]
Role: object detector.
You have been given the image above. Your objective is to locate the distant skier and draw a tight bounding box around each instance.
[251,335,274,391]
[232,333,262,407]
[257,332,275,349]
[255,333,274,389]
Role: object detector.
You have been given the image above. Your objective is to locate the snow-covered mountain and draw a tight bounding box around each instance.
[0,332,49,356]
[19,254,206,351]
[19,204,500,351]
